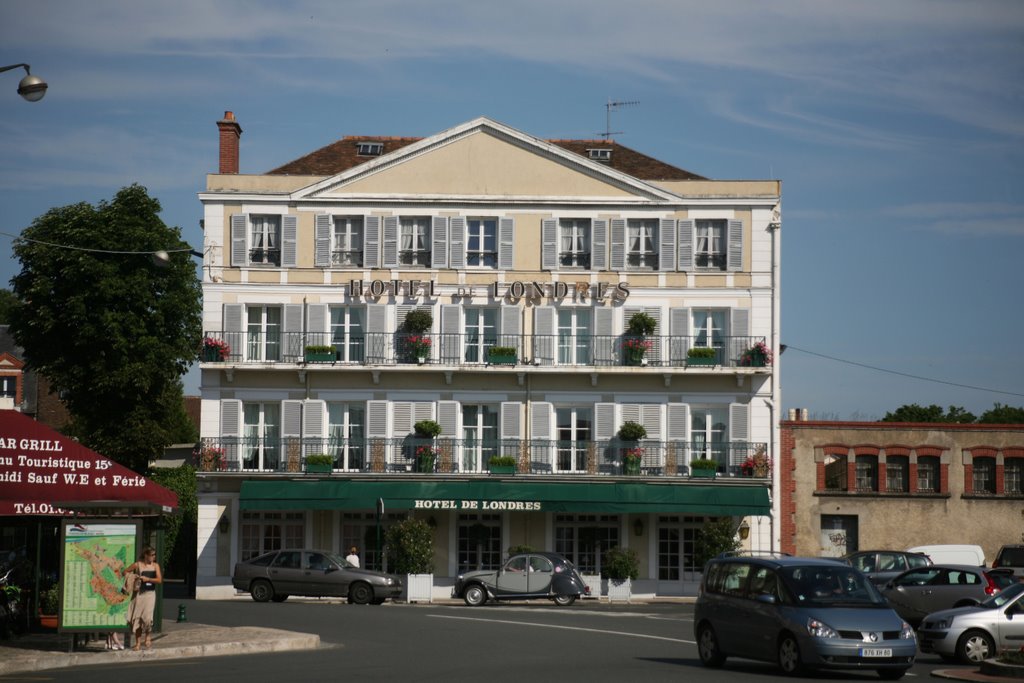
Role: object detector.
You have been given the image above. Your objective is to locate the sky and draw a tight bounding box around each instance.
[1,0,1022,420]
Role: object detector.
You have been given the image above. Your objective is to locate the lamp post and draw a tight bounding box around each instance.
[0,63,48,102]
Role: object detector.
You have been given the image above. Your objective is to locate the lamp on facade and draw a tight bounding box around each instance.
[218,513,230,534]
[0,63,48,102]
[737,519,750,541]
[633,518,644,537]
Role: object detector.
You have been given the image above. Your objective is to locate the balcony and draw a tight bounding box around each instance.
[198,332,770,371]
[195,437,769,479]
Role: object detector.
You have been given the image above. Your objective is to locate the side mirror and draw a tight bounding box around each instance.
[755,593,777,605]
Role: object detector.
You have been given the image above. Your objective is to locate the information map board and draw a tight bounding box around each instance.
[59,520,140,632]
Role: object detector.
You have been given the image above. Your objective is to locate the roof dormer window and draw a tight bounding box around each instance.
[357,142,384,156]
[587,148,612,162]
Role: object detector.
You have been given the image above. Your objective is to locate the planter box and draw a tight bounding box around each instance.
[202,347,224,362]
[686,356,717,367]
[488,353,516,366]
[304,351,334,363]
[402,573,433,603]
[605,577,632,603]
[623,461,641,476]
[488,464,516,475]
[690,467,717,479]
[304,462,333,474]
[38,614,58,629]
[625,352,647,366]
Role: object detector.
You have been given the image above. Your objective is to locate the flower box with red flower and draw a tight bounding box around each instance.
[198,446,226,472]
[202,337,230,362]
[623,447,643,475]
[623,337,652,366]
[740,451,771,477]
[415,444,439,472]
[739,341,772,367]
[406,335,432,363]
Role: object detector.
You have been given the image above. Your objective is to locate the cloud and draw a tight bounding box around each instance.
[884,202,1024,236]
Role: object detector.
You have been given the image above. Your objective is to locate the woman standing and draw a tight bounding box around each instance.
[124,546,162,650]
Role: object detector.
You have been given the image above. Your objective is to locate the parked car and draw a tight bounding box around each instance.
[232,549,402,604]
[992,544,1024,577]
[452,551,590,606]
[918,581,1024,663]
[844,550,931,586]
[694,553,916,679]
[879,564,1015,626]
[906,544,986,566]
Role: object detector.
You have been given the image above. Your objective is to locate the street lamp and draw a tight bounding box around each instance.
[0,63,48,102]
[152,247,203,267]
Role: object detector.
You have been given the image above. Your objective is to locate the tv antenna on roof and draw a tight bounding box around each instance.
[599,99,639,139]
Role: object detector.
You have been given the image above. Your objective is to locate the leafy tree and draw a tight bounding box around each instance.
[693,517,742,568]
[385,517,434,574]
[978,403,1024,424]
[0,289,18,324]
[881,404,976,424]
[8,185,202,471]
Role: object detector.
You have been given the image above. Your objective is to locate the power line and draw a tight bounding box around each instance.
[784,344,1024,399]
[0,230,196,256]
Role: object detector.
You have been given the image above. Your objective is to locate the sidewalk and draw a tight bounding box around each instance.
[0,620,320,676]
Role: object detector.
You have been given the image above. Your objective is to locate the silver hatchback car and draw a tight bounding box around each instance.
[695,554,916,680]
[918,581,1024,663]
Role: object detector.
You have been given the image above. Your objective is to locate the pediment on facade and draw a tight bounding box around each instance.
[0,353,24,369]
[292,117,679,203]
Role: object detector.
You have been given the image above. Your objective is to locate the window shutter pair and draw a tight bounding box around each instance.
[676,219,742,271]
[229,213,296,267]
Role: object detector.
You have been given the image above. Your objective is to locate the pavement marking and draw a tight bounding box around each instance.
[429,614,695,645]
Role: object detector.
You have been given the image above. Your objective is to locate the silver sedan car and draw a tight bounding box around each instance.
[918,581,1024,663]
[232,549,403,604]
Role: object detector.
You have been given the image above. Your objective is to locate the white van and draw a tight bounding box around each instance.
[906,544,986,566]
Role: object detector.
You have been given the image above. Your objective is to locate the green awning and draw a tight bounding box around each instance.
[239,479,770,516]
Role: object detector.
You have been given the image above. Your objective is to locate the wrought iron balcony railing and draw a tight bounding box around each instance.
[199,331,770,370]
[195,437,769,479]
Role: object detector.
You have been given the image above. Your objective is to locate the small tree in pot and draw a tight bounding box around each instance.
[386,517,435,602]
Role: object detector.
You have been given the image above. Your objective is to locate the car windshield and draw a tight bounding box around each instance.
[323,551,350,568]
[781,565,887,606]
[980,581,1024,608]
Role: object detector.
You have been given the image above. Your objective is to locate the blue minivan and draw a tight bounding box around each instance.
[694,553,916,680]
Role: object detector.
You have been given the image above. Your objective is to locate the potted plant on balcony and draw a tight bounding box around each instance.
[623,337,652,366]
[689,457,719,478]
[403,310,433,363]
[617,421,646,475]
[201,336,230,362]
[413,420,441,472]
[304,344,334,363]
[739,340,773,367]
[602,546,639,603]
[407,335,432,364]
[304,453,335,474]
[38,584,60,629]
[386,517,434,603]
[487,346,517,366]
[488,455,517,475]
[686,346,717,367]
[627,311,657,336]
[740,448,771,477]
[197,445,226,472]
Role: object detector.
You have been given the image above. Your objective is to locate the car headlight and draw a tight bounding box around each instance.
[924,617,948,631]
[806,618,838,639]
[901,621,917,639]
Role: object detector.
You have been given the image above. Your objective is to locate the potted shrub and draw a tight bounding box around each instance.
[201,336,230,362]
[622,337,653,366]
[403,309,433,334]
[38,584,60,628]
[488,455,517,475]
[406,335,432,363]
[487,346,517,366]
[687,346,717,366]
[413,420,441,472]
[602,546,639,603]
[304,453,335,473]
[689,457,719,478]
[413,420,442,439]
[304,344,334,363]
[622,446,643,476]
[627,312,657,336]
[739,340,773,367]
[386,517,434,603]
[617,421,647,442]
[403,310,433,363]
[740,448,771,477]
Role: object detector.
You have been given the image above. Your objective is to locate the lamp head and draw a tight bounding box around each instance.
[17,73,47,102]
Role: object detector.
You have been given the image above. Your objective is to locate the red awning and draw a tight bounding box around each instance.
[0,410,178,516]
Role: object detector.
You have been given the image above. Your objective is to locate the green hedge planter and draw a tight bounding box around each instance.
[690,468,717,478]
[305,462,333,473]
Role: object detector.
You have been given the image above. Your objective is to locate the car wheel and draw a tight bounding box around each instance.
[876,668,908,680]
[956,629,995,664]
[696,623,725,667]
[463,584,487,607]
[250,579,274,603]
[953,598,979,609]
[777,633,803,675]
[349,582,373,605]
[271,594,289,603]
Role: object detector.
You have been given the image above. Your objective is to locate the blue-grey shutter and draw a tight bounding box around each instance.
[440,304,461,363]
[281,215,297,268]
[414,402,435,425]
[431,216,448,268]
[620,404,640,427]
[609,218,626,271]
[669,307,690,364]
[658,218,676,272]
[303,400,327,457]
[531,401,554,471]
[533,307,556,366]
[282,400,303,440]
[230,214,248,266]
[220,399,242,468]
[729,403,750,471]
[541,219,557,271]
[307,304,329,348]
[594,307,614,364]
[438,401,460,442]
[498,217,515,270]
[727,219,743,272]
[392,402,413,437]
[283,304,303,361]
[667,403,690,471]
[678,219,694,271]
[641,404,662,442]
[366,303,387,363]
[594,403,617,441]
[382,216,398,268]
[223,304,244,358]
[500,304,522,356]
[364,216,380,268]
[449,217,465,269]
[646,306,663,364]
[730,308,751,367]
[367,400,389,438]
[592,219,608,271]
[500,402,522,439]
[314,214,331,267]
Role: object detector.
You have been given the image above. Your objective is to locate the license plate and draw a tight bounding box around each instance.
[860,648,892,657]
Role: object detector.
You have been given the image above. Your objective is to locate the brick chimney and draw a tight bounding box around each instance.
[217,111,242,174]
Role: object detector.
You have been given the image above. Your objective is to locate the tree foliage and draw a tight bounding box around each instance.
[881,404,976,423]
[693,517,742,568]
[0,289,18,324]
[978,403,1024,424]
[8,185,202,471]
[385,517,434,574]
[148,465,197,579]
